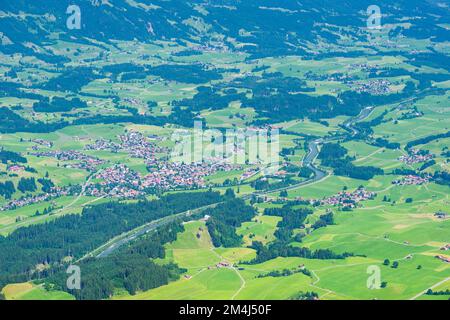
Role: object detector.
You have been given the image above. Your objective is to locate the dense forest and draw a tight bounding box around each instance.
[311,212,335,230]
[0,103,200,134]
[248,241,354,265]
[319,143,384,180]
[244,204,353,265]
[433,171,450,187]
[33,97,88,113]
[205,193,257,248]
[0,181,15,199]
[0,107,69,133]
[406,131,450,150]
[0,149,27,164]
[45,222,186,300]
[148,64,223,84]
[41,67,101,93]
[0,191,224,290]
[170,72,359,122]
[264,206,313,242]
[17,177,37,194]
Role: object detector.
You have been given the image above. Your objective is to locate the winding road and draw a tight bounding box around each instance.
[252,106,375,197]
[86,106,375,259]
[81,202,222,260]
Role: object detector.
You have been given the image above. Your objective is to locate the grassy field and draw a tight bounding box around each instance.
[2,283,74,300]
[0,36,449,301]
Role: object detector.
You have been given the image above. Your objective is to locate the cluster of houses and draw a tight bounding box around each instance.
[123,97,143,107]
[81,159,239,199]
[84,164,143,198]
[144,161,237,190]
[318,188,376,208]
[191,43,232,53]
[7,165,25,173]
[3,130,244,209]
[392,175,430,186]
[31,139,53,148]
[85,132,167,158]
[0,186,72,212]
[84,131,240,197]
[118,131,169,160]
[85,138,121,153]
[435,255,450,263]
[31,150,105,172]
[399,149,433,165]
[398,109,424,120]
[240,168,260,181]
[435,211,448,219]
[350,79,392,95]
[349,63,380,72]
[215,261,231,269]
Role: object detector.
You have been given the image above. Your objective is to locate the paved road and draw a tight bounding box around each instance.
[409,277,450,300]
[88,105,376,259]
[253,106,375,197]
[84,202,222,259]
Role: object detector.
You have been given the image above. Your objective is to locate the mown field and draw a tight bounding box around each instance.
[0,33,449,301]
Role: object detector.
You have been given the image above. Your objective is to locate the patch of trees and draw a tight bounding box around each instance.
[25,166,37,173]
[298,166,314,178]
[311,212,334,230]
[121,71,148,81]
[0,181,15,199]
[392,168,416,175]
[0,149,27,164]
[353,110,390,137]
[426,289,450,296]
[248,241,354,265]
[0,107,68,134]
[0,191,223,290]
[257,267,311,279]
[173,50,202,57]
[45,222,186,300]
[32,97,88,113]
[148,64,223,84]
[289,291,319,300]
[206,197,256,248]
[403,52,450,73]
[264,206,313,242]
[0,102,198,134]
[372,137,400,150]
[102,63,145,82]
[419,160,436,171]
[173,86,245,112]
[251,177,296,192]
[319,143,384,180]
[281,148,296,156]
[319,143,348,159]
[37,178,55,193]
[102,63,145,75]
[72,106,198,129]
[406,131,450,150]
[0,82,43,101]
[433,171,450,186]
[41,67,100,93]
[236,73,418,124]
[17,177,37,193]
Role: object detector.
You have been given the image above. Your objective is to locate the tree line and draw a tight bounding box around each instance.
[318,143,384,180]
[0,191,224,290]
[206,191,256,248]
[44,222,186,300]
